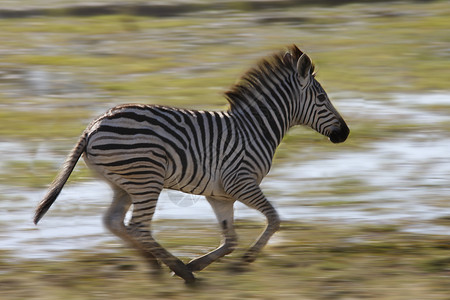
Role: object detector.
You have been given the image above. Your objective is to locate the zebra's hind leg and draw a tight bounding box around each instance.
[186,197,237,272]
[103,186,161,273]
[126,185,195,284]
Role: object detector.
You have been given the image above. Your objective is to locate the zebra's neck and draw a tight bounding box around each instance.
[228,73,300,152]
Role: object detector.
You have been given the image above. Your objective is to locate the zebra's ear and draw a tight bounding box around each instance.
[283,52,293,65]
[297,53,312,86]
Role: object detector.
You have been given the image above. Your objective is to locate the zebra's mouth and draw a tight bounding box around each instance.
[329,123,349,144]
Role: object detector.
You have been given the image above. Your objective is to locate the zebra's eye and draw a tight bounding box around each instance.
[317,94,327,102]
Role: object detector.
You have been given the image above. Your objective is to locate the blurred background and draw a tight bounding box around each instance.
[0,0,449,299]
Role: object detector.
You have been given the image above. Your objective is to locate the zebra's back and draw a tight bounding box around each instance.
[84,104,243,197]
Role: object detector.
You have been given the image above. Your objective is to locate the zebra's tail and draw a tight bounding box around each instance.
[33,131,88,225]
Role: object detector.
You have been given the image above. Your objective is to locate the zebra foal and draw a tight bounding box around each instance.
[34,45,349,283]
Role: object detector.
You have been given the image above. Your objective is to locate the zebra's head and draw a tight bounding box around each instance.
[287,47,349,144]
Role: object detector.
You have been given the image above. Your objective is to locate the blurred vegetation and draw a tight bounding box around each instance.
[0,160,92,188]
[1,221,450,299]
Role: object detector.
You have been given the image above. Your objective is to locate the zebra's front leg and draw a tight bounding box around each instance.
[186,197,237,272]
[233,183,281,264]
[242,206,280,263]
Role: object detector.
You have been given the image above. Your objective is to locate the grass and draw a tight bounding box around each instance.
[0,109,88,139]
[1,221,450,300]
[0,160,92,188]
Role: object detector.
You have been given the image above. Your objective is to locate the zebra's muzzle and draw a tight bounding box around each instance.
[329,123,349,144]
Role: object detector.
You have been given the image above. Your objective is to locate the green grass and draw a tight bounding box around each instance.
[0,109,88,139]
[0,160,92,188]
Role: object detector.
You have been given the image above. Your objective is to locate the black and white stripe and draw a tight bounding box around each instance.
[34,45,349,283]
[86,106,242,196]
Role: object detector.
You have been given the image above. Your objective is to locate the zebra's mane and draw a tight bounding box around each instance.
[225,44,314,109]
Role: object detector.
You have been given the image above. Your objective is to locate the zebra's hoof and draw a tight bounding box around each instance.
[183,274,197,286]
[242,253,256,264]
[170,270,196,284]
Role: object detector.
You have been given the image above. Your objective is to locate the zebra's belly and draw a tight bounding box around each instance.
[163,169,225,197]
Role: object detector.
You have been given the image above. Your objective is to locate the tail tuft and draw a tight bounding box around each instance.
[34,188,61,224]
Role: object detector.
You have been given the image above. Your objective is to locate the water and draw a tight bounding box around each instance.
[1,93,449,259]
